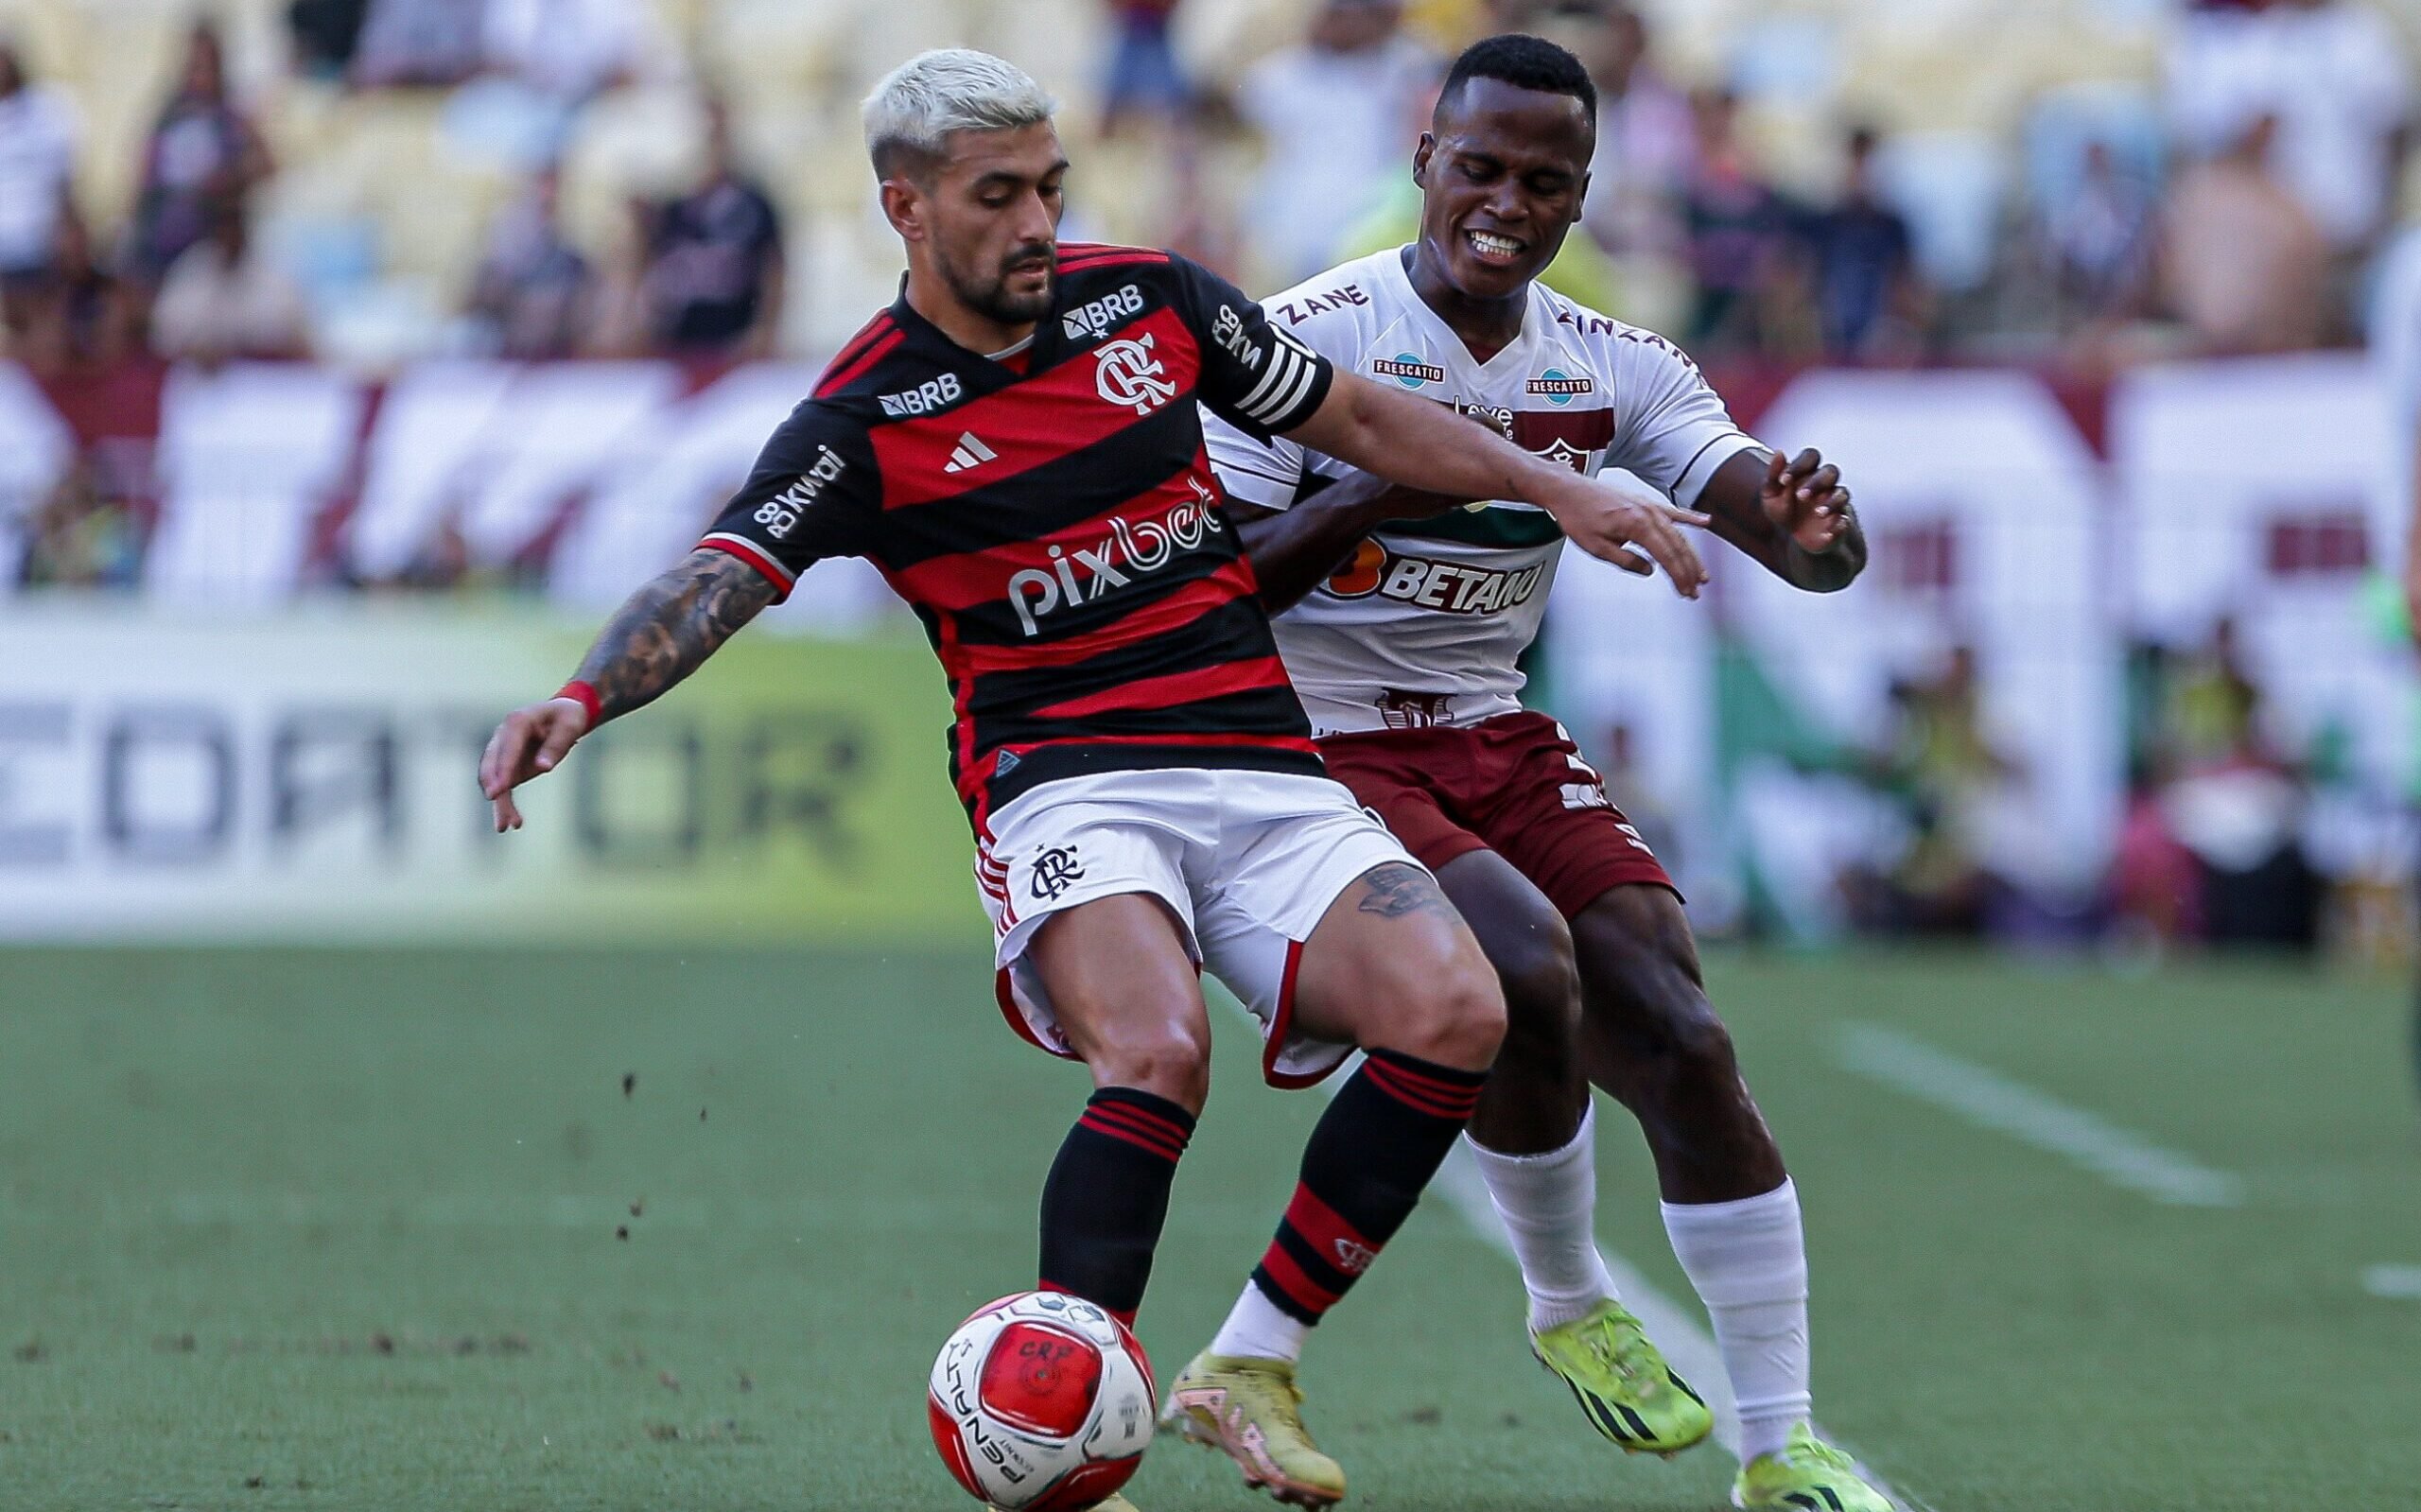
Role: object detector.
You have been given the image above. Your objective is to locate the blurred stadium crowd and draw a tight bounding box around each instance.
[0,0,2414,379]
[1,0,2417,961]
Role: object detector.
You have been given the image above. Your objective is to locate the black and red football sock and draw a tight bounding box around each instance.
[1247,1049,1488,1324]
[1036,1086,1196,1327]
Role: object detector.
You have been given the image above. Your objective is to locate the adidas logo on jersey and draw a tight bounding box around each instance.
[944,432,998,474]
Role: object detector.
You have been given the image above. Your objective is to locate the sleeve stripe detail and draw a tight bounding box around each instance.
[1056,243,1170,269]
[1238,329,1323,417]
[1237,338,1303,414]
[1217,459,1301,489]
[1240,347,1315,425]
[823,310,899,377]
[1249,356,1318,427]
[814,326,904,397]
[1671,431,1757,502]
[699,532,797,596]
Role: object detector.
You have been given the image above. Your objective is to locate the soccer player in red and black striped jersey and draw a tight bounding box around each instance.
[479,49,1712,1508]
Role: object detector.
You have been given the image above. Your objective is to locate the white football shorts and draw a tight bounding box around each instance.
[973,766,1420,1087]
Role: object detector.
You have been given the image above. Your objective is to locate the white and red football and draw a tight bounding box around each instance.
[927,1291,1156,1510]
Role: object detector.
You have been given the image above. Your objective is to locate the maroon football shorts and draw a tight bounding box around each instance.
[1315,710,1677,919]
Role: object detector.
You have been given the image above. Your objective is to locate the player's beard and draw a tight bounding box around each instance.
[946,238,1055,327]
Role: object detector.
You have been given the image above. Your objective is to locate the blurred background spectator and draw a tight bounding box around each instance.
[149,190,311,362]
[2119,618,2324,949]
[1799,125,1922,360]
[481,0,659,105]
[0,42,77,346]
[2164,0,2412,263]
[1234,0,1440,287]
[15,200,121,374]
[121,23,273,320]
[351,0,487,88]
[17,455,144,590]
[287,0,373,81]
[1679,87,1792,356]
[2038,137,2158,344]
[1562,1,1691,263]
[463,165,594,357]
[2158,113,2330,354]
[1843,646,2023,938]
[6,0,2415,373]
[633,98,782,358]
[1100,0,1192,136]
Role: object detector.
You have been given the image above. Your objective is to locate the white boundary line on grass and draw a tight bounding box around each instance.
[1833,1022,2244,1209]
[1429,1138,1931,1512]
[2360,1264,2421,1299]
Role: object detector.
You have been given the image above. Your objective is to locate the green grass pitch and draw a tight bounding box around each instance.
[2,946,2417,1510]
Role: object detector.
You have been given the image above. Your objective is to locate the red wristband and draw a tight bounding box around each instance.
[554,680,602,729]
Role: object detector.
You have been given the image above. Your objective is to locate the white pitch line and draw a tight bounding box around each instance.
[1431,1140,1929,1512]
[2361,1264,2421,1299]
[1834,1022,2244,1209]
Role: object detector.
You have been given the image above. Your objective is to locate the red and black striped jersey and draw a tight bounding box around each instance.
[699,244,1336,825]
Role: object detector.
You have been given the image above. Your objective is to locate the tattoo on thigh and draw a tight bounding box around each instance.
[1356,862,1458,921]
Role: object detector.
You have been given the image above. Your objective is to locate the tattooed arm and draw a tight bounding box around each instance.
[479,549,779,831]
[576,549,780,718]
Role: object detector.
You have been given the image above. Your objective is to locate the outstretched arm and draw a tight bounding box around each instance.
[1236,470,1466,613]
[1281,373,1711,595]
[1698,446,1866,593]
[478,548,779,830]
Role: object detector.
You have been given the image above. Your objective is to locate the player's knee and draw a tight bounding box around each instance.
[1487,913,1581,1054]
[1575,887,1733,1075]
[1385,940,1507,1072]
[1650,987,1736,1078]
[1082,1009,1213,1110]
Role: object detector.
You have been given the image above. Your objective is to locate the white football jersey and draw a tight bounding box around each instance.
[1206,246,1757,735]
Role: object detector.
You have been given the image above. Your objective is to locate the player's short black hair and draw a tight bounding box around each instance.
[1437,34,1598,129]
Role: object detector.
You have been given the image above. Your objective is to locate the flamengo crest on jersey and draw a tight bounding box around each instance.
[1204,246,1758,736]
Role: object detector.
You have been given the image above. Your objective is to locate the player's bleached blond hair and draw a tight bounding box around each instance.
[862,49,1058,177]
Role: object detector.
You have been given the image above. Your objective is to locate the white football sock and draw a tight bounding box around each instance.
[1662,1178,1811,1466]
[1209,1278,1310,1364]
[1466,1104,1620,1332]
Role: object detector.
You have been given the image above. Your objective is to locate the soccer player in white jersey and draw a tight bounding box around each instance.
[1163,36,1890,1512]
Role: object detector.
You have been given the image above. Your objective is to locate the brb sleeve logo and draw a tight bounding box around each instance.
[1094,335,1177,415]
